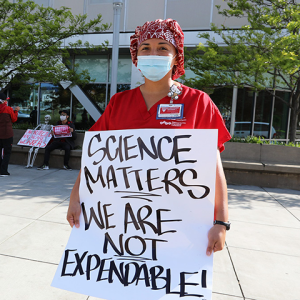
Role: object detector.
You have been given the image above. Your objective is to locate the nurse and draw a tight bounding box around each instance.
[67,19,231,256]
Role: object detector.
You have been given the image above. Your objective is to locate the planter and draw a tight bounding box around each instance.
[221,142,300,165]
[221,143,261,162]
[221,142,300,190]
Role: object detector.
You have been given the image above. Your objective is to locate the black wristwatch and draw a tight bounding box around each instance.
[214,220,231,231]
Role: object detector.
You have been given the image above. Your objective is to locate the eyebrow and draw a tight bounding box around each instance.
[140,42,171,46]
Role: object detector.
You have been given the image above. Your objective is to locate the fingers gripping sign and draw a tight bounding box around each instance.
[67,170,81,228]
[206,225,226,256]
[67,200,81,228]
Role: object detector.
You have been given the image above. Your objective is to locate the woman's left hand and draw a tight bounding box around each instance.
[69,127,74,133]
[206,224,226,256]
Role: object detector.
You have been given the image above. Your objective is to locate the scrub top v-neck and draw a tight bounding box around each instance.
[89,85,231,152]
[135,87,170,120]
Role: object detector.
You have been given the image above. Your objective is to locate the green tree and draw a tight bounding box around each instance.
[185,0,300,142]
[0,0,109,88]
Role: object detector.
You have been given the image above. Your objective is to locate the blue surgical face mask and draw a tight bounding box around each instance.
[137,55,175,82]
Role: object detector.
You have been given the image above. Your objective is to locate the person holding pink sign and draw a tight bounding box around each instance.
[37,110,77,171]
[67,19,231,256]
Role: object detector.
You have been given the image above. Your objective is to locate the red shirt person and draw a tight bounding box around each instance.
[67,19,231,257]
[0,93,20,176]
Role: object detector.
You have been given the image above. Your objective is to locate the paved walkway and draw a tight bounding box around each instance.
[0,164,299,300]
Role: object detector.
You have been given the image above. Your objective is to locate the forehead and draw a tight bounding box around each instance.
[61,112,67,115]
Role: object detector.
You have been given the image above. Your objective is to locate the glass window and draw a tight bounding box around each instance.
[209,87,233,130]
[10,83,37,125]
[75,55,108,83]
[241,123,250,131]
[73,54,131,112]
[234,123,242,131]
[236,87,255,122]
[255,90,273,124]
[40,83,61,124]
[273,91,290,139]
[109,55,132,83]
[81,84,107,113]
[71,94,96,131]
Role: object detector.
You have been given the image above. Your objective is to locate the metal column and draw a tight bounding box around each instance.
[230,85,238,136]
[110,1,124,98]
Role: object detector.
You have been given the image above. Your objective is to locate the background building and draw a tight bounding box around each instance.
[7,0,295,141]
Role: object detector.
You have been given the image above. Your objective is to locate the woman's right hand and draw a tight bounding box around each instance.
[67,170,81,228]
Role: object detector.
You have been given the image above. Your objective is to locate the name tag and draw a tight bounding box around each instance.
[157,104,184,119]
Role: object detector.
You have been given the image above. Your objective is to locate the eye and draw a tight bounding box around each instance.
[159,46,168,51]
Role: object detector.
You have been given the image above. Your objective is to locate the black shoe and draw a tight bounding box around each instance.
[37,164,49,170]
[0,172,10,177]
[63,165,72,171]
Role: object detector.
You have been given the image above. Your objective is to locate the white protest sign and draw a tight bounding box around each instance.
[52,129,218,300]
[17,129,52,148]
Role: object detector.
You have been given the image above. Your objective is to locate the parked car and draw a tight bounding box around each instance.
[234,122,276,138]
[16,111,31,123]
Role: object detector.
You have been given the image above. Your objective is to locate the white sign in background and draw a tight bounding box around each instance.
[52,129,218,300]
[17,129,52,148]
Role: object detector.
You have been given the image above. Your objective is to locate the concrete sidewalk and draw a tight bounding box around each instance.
[0,164,299,300]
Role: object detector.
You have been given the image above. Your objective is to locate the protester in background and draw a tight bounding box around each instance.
[30,106,37,126]
[0,92,20,176]
[67,19,231,256]
[37,110,77,171]
[81,109,88,123]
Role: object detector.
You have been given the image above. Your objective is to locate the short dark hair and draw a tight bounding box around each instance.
[0,92,7,100]
[59,109,70,116]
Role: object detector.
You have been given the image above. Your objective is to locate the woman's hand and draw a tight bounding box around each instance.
[67,170,81,228]
[67,198,81,228]
[69,127,74,133]
[206,225,226,256]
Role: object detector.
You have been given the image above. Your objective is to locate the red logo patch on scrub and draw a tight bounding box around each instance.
[157,104,184,119]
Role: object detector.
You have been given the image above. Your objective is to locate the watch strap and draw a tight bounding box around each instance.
[214,220,231,230]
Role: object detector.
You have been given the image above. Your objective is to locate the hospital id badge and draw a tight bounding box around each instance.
[156,104,184,119]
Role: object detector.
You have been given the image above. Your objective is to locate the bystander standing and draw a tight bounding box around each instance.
[30,106,37,126]
[0,92,20,176]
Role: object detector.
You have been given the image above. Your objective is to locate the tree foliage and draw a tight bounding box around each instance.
[0,0,109,88]
[185,0,300,142]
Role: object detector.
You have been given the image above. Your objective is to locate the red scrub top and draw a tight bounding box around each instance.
[90,85,231,152]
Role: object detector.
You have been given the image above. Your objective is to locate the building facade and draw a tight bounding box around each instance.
[7,0,295,140]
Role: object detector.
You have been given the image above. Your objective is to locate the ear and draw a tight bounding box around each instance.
[174,55,178,66]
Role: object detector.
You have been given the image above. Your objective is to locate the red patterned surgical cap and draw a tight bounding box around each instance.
[130,19,185,80]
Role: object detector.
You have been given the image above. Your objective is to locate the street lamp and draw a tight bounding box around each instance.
[110,1,124,98]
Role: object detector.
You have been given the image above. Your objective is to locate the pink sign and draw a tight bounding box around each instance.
[53,125,72,138]
[18,130,52,148]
